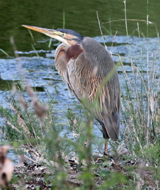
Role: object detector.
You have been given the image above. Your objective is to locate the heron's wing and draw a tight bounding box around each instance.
[67,44,120,140]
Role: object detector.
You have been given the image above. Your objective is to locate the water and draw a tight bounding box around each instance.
[0,0,160,59]
[0,0,160,159]
[0,35,160,128]
[1,36,159,106]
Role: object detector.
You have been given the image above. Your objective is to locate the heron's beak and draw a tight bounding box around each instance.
[22,25,67,44]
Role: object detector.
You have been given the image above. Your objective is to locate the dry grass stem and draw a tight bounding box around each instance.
[9,103,30,138]
[0,116,21,134]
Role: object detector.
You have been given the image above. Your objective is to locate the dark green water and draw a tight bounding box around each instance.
[0,0,160,58]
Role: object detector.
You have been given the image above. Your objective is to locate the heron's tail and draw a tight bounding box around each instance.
[100,112,120,141]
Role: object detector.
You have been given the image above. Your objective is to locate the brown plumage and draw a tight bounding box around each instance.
[55,37,120,141]
[23,25,121,155]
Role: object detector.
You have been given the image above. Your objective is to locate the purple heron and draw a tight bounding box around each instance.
[23,25,121,157]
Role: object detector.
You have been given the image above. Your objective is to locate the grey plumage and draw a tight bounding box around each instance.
[22,25,121,154]
[55,37,120,140]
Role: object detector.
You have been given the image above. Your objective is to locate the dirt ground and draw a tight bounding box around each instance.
[11,156,157,190]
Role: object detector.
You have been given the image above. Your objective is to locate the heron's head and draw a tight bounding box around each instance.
[22,25,83,46]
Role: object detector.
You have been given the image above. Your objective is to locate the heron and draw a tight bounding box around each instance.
[23,25,121,157]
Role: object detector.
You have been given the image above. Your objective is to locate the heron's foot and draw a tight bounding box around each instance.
[93,153,112,163]
[103,152,112,160]
[68,159,78,167]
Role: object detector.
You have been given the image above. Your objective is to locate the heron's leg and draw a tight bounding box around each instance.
[104,140,108,158]
[104,140,108,154]
[93,140,109,161]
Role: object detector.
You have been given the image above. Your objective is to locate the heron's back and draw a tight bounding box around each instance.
[81,37,121,140]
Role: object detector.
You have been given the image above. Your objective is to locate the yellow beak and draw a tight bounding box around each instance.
[22,25,66,43]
